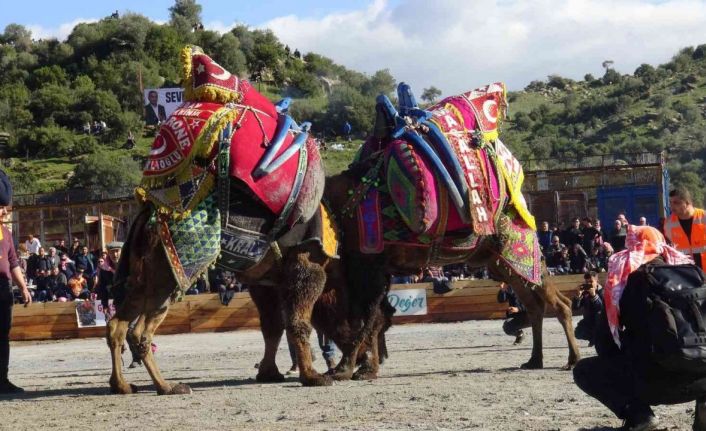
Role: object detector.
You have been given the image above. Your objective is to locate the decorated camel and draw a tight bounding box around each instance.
[107,46,379,395]
[325,83,580,376]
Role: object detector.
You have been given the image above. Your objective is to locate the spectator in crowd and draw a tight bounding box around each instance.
[25,234,41,255]
[68,266,89,300]
[665,187,706,271]
[589,242,613,272]
[59,254,76,280]
[563,218,584,249]
[581,218,602,255]
[0,169,32,394]
[16,243,28,279]
[55,239,68,256]
[569,243,590,274]
[421,266,446,283]
[594,219,606,243]
[391,274,417,284]
[124,130,136,150]
[69,238,81,259]
[144,90,166,126]
[497,282,528,345]
[208,267,226,293]
[35,247,52,275]
[617,213,629,227]
[537,221,553,255]
[34,270,51,302]
[610,220,627,252]
[638,216,648,226]
[46,247,59,269]
[572,271,603,346]
[47,267,69,301]
[74,246,94,278]
[547,236,570,274]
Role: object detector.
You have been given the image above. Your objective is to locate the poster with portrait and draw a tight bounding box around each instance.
[143,88,185,125]
[76,300,115,328]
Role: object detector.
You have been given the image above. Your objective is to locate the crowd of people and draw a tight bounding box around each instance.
[537,214,656,275]
[18,236,121,304]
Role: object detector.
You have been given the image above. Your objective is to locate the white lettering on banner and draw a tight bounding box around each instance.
[387,288,427,316]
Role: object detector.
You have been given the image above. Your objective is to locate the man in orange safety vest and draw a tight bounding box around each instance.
[664,188,706,270]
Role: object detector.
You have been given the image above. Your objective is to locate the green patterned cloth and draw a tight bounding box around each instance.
[160,194,221,291]
[496,207,542,285]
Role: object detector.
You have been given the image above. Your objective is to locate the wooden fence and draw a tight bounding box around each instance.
[9,274,601,341]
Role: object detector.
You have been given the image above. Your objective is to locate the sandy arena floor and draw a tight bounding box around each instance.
[0,320,697,430]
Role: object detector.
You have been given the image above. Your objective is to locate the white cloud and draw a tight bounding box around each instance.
[262,0,706,95]
[27,18,98,42]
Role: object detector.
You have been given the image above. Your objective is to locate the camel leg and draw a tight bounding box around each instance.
[332,254,387,381]
[138,305,192,395]
[107,317,138,394]
[488,260,547,369]
[352,322,381,380]
[282,250,331,387]
[534,273,580,370]
[249,285,286,383]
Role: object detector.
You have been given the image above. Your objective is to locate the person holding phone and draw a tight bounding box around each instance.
[572,271,603,347]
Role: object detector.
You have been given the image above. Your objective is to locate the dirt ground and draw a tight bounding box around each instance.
[0,319,697,430]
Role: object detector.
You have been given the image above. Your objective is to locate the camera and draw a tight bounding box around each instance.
[580,283,592,291]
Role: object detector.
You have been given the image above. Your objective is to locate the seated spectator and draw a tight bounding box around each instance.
[46,247,59,269]
[569,243,589,274]
[36,247,52,275]
[59,255,76,280]
[547,236,570,274]
[572,271,603,346]
[68,266,89,300]
[47,267,69,301]
[497,282,528,345]
[421,266,446,282]
[391,274,416,284]
[34,270,51,302]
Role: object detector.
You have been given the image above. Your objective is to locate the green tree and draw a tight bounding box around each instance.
[169,0,202,34]
[68,150,142,192]
[363,69,395,97]
[421,86,442,104]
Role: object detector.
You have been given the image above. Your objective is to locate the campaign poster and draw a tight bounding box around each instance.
[76,300,115,328]
[143,87,185,125]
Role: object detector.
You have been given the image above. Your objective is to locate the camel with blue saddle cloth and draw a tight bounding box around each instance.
[325,82,579,377]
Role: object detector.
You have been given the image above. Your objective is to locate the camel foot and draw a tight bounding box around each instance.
[164,383,192,395]
[300,373,333,387]
[256,368,285,383]
[110,382,138,395]
[560,362,576,371]
[330,367,354,381]
[352,368,378,381]
[520,358,543,370]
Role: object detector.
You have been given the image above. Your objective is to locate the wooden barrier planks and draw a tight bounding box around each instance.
[9,273,605,341]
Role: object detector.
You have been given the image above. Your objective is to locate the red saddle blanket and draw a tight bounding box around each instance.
[140,80,320,223]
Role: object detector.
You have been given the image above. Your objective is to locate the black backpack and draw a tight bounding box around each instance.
[633,263,706,374]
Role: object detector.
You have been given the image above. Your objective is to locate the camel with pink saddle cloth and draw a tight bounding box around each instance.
[352,83,535,273]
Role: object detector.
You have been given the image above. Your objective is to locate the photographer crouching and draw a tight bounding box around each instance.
[572,271,603,347]
[497,282,528,345]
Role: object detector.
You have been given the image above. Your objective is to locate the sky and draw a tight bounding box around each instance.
[1,0,706,95]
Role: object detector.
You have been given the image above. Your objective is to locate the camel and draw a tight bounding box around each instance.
[106,46,359,394]
[249,277,395,383]
[322,83,580,378]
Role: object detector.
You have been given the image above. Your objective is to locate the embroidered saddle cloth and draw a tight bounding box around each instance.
[137,45,322,227]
